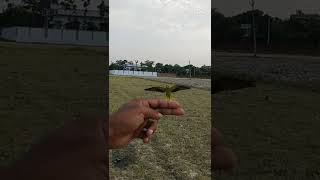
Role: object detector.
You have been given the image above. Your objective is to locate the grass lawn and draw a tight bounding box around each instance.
[4,42,319,180]
[0,42,107,167]
[213,80,320,180]
[109,76,211,180]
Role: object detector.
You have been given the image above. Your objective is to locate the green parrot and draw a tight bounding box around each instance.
[144,84,190,100]
[140,84,190,138]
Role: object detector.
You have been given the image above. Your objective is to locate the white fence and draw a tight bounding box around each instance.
[0,26,108,46]
[110,70,158,77]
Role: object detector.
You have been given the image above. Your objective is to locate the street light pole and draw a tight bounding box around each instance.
[212,8,215,59]
[267,15,271,47]
[249,0,257,57]
[189,60,191,79]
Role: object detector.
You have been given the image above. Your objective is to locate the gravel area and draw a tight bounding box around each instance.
[214,52,320,82]
[141,52,320,89]
[143,77,211,90]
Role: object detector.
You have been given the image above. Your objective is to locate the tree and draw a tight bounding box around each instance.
[108,60,129,70]
[134,60,139,71]
[84,21,98,31]
[115,60,128,69]
[65,19,80,30]
[4,0,14,9]
[184,64,194,77]
[143,60,155,71]
[163,64,174,73]
[97,0,108,40]
[155,63,164,72]
[60,0,77,29]
[200,65,211,78]
[212,8,227,48]
[109,63,119,70]
[59,0,76,10]
[21,0,41,26]
[22,0,41,14]
[173,64,186,76]
[249,0,257,56]
[206,8,320,54]
[108,60,211,78]
[212,8,218,52]
[306,19,320,49]
[81,0,91,30]
[0,5,33,27]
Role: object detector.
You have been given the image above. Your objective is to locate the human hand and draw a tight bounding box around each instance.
[109,99,185,149]
[212,127,238,172]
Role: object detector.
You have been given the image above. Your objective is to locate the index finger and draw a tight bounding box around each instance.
[142,99,182,109]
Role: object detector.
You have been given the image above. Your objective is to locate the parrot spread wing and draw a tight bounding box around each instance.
[144,86,166,92]
[170,85,191,92]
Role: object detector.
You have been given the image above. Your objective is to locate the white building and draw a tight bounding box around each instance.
[123,63,148,71]
[47,1,108,30]
[0,0,108,46]
[109,70,158,77]
[1,26,108,46]
[290,10,320,23]
[0,0,108,30]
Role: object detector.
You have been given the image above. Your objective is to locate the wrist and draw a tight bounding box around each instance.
[108,114,117,149]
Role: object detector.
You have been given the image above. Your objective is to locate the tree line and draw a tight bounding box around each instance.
[213,9,320,54]
[0,0,108,31]
[109,60,211,79]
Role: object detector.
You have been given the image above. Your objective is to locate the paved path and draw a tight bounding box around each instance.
[214,52,320,82]
[143,77,211,90]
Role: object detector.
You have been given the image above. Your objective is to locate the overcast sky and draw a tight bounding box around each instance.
[109,0,211,67]
[213,0,320,19]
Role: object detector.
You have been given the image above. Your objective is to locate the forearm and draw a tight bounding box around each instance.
[108,114,119,149]
[2,116,108,180]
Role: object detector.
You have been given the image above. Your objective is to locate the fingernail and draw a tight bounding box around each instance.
[147,129,153,136]
[180,108,185,114]
[158,113,163,118]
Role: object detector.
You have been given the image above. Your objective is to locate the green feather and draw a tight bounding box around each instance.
[145,85,190,100]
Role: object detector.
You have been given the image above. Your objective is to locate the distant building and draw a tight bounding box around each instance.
[110,62,157,77]
[40,0,108,30]
[240,24,251,38]
[290,10,320,23]
[109,70,158,77]
[46,1,108,30]
[123,63,148,71]
[0,0,108,46]
[1,26,108,46]
[0,0,108,30]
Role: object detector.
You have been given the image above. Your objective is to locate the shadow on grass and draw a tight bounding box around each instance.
[213,73,256,94]
[111,144,138,169]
